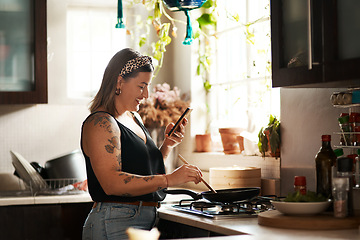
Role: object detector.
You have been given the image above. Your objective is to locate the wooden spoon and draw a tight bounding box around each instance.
[178,154,217,193]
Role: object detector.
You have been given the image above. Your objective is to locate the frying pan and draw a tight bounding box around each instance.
[164,187,260,203]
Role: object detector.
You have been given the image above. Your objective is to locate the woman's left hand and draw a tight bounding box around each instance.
[163,118,188,148]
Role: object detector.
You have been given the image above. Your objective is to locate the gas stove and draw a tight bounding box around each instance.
[171,196,275,219]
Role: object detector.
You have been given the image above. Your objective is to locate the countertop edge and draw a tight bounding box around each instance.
[158,205,360,239]
[0,193,92,206]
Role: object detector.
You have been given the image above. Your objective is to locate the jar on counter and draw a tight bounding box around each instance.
[332,177,348,218]
[294,176,306,195]
[337,157,354,217]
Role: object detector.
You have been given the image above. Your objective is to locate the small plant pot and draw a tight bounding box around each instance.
[219,128,243,154]
[195,134,212,152]
[236,135,245,153]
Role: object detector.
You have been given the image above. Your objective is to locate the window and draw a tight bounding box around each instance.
[66,4,126,98]
[207,0,279,151]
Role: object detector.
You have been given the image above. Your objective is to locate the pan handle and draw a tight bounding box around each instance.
[164,189,203,200]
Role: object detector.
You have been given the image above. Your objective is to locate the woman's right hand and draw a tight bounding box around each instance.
[166,164,203,187]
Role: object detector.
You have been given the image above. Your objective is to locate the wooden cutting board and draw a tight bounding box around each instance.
[258,210,360,230]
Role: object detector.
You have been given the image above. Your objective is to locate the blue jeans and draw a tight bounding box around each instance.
[82,202,158,240]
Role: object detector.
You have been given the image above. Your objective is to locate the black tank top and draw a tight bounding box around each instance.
[81,111,166,202]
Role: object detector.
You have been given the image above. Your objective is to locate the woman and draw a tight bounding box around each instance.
[81,48,202,240]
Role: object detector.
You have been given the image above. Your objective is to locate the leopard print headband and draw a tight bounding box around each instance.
[119,56,153,77]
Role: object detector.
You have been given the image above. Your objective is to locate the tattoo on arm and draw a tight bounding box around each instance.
[105,136,120,153]
[88,114,114,133]
[124,176,134,184]
[119,173,156,185]
[116,154,122,171]
[143,176,155,182]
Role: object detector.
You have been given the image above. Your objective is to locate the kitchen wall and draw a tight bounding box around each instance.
[280,87,348,193]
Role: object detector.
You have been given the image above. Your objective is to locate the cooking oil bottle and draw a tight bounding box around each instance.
[315,135,337,198]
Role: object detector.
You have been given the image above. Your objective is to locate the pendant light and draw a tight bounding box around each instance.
[163,0,207,45]
[115,0,125,28]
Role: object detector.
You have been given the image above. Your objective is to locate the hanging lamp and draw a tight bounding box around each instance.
[115,0,125,28]
[162,0,207,45]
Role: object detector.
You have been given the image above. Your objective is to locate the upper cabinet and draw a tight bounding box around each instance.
[271,0,360,88]
[0,0,47,104]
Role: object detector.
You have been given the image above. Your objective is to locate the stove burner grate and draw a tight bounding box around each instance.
[172,196,276,219]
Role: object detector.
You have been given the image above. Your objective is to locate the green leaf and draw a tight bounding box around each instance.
[201,0,214,9]
[197,13,217,30]
[229,12,240,22]
[139,36,147,48]
[193,30,201,39]
[203,80,212,92]
[196,64,202,76]
[153,51,162,61]
[159,23,170,39]
[269,131,280,153]
[154,1,161,19]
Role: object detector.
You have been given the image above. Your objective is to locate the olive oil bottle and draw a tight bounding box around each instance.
[315,135,337,198]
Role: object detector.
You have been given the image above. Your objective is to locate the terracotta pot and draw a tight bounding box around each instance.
[195,134,212,152]
[219,128,243,154]
[236,135,245,153]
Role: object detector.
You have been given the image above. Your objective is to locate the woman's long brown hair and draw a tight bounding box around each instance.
[89,48,153,115]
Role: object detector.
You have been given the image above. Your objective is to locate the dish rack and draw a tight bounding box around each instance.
[27,178,88,196]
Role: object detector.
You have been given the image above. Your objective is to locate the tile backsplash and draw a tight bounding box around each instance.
[0,104,89,173]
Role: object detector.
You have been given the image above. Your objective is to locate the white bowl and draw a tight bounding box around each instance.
[271,200,331,215]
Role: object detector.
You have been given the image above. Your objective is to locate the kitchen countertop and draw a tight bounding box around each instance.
[158,195,360,240]
[158,205,360,239]
[0,192,92,206]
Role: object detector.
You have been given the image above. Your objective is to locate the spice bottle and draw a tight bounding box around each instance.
[338,114,350,146]
[337,157,354,216]
[294,176,306,195]
[315,135,337,198]
[355,150,360,188]
[349,112,360,145]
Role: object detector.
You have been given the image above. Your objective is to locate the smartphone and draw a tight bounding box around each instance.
[168,107,192,136]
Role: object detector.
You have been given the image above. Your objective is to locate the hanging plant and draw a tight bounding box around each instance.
[123,0,209,77]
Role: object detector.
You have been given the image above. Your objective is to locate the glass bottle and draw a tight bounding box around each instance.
[355,149,360,188]
[315,135,337,198]
[337,157,354,216]
[332,177,348,218]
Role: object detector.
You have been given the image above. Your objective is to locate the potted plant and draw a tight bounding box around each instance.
[137,83,190,145]
[258,115,280,158]
[219,128,244,154]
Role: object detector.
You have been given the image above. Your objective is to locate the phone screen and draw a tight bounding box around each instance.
[168,107,192,136]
